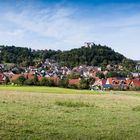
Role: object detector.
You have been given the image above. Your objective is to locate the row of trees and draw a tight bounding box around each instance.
[5,75,140,91]
[9,75,94,90]
[0,45,59,67]
[11,75,57,87]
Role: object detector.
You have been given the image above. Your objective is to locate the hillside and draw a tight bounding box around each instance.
[0,44,130,67]
[0,45,58,66]
[52,45,125,67]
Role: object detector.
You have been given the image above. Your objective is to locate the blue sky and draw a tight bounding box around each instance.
[0,0,140,60]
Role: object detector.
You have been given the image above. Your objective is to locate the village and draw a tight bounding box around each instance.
[0,59,140,90]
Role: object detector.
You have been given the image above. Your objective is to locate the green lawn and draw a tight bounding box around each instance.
[0,87,140,140]
[0,85,96,94]
[0,85,140,96]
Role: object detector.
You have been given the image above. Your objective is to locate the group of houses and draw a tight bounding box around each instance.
[67,77,140,90]
[90,77,140,90]
[0,59,140,90]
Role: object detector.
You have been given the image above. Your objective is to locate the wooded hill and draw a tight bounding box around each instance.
[0,44,135,68]
[52,45,125,67]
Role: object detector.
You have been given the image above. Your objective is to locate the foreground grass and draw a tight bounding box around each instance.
[0,90,140,140]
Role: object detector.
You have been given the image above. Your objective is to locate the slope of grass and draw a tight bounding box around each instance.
[0,85,97,94]
[0,85,140,96]
[0,90,140,140]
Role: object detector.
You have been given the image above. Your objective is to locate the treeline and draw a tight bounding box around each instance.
[10,74,93,90]
[0,46,34,66]
[0,44,135,69]
[0,45,59,66]
[5,75,140,91]
[12,75,57,87]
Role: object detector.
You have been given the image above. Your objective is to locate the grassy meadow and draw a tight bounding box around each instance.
[0,86,140,139]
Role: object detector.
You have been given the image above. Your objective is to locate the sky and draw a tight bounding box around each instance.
[0,0,140,60]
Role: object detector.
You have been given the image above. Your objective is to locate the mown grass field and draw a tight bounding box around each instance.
[0,85,98,94]
[0,86,140,140]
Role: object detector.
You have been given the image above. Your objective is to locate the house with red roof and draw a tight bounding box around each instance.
[130,79,140,88]
[106,77,131,87]
[91,77,132,90]
[10,74,23,81]
[69,79,81,87]
[24,73,34,80]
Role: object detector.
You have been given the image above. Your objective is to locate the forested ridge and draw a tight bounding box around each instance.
[52,45,125,67]
[0,44,132,67]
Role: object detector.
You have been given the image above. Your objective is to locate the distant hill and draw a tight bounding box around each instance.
[52,44,125,67]
[0,44,132,68]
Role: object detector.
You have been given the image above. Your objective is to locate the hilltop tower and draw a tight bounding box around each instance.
[84,42,94,48]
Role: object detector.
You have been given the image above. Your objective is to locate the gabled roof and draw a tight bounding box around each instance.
[106,77,130,87]
[10,74,23,81]
[25,73,34,80]
[69,79,80,86]
[106,78,113,85]
[131,79,140,87]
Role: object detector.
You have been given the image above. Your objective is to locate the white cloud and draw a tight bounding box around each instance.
[92,13,140,60]
[3,6,91,44]
[0,3,140,59]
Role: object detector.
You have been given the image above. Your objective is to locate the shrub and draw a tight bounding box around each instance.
[68,84,79,89]
[39,77,50,86]
[3,76,10,85]
[13,76,26,85]
[24,79,34,86]
[129,86,140,91]
[48,79,56,87]
[112,86,127,91]
[58,79,68,88]
[79,78,89,89]
[33,74,39,85]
